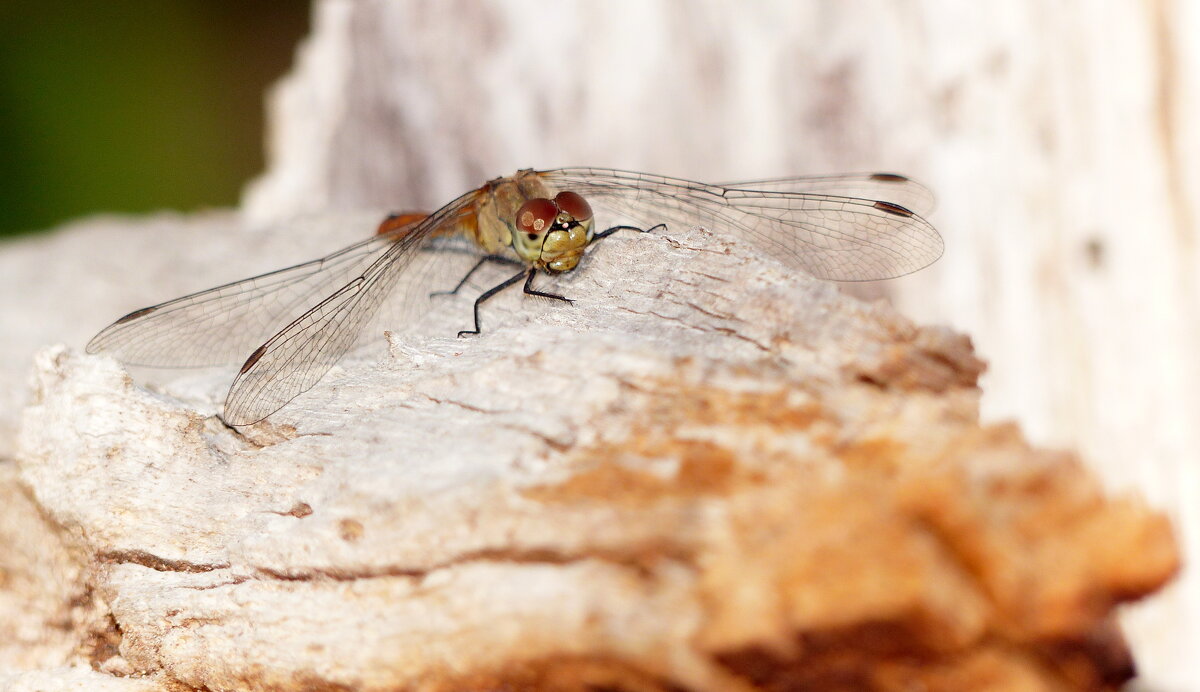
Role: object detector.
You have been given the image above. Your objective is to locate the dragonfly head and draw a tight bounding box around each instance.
[511,191,595,273]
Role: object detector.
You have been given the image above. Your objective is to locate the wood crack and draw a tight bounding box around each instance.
[98,549,230,574]
[251,544,695,584]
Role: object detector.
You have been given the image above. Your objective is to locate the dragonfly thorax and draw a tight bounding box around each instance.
[510,191,595,273]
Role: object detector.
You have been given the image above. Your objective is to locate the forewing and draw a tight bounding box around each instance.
[717,172,935,217]
[86,223,422,368]
[222,192,481,425]
[542,168,943,281]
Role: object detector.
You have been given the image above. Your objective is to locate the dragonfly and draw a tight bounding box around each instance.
[87,168,943,426]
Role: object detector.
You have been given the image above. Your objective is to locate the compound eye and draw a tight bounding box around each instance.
[516,198,558,234]
[554,191,593,222]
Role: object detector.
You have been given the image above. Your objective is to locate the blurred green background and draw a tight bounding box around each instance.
[0,2,309,238]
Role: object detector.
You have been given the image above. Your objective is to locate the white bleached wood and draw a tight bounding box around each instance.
[244,2,1200,685]
[8,215,1175,690]
[0,0,1191,687]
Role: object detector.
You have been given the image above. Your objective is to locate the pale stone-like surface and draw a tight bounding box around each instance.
[8,215,1177,690]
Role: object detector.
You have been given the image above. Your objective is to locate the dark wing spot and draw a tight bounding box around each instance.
[114,306,158,324]
[873,200,915,217]
[114,304,159,323]
[240,344,268,374]
[869,172,910,182]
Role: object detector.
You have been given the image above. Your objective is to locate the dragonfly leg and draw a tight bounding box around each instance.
[457,269,528,338]
[522,268,573,303]
[593,222,666,241]
[431,255,523,298]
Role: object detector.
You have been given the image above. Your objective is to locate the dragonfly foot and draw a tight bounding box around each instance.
[526,291,573,304]
[522,269,573,304]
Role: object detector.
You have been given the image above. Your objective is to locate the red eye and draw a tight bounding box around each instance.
[554,191,592,222]
[516,198,558,234]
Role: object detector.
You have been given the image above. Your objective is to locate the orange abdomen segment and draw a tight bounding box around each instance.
[375,211,431,236]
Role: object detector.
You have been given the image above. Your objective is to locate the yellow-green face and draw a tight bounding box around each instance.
[538,219,594,272]
[510,190,596,273]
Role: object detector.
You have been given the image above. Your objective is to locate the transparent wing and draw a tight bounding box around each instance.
[86,220,426,368]
[222,192,482,425]
[541,168,943,281]
[717,172,935,217]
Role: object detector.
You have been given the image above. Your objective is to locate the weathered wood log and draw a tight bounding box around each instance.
[4,212,1180,691]
[243,3,1200,684]
[1,1,1192,689]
